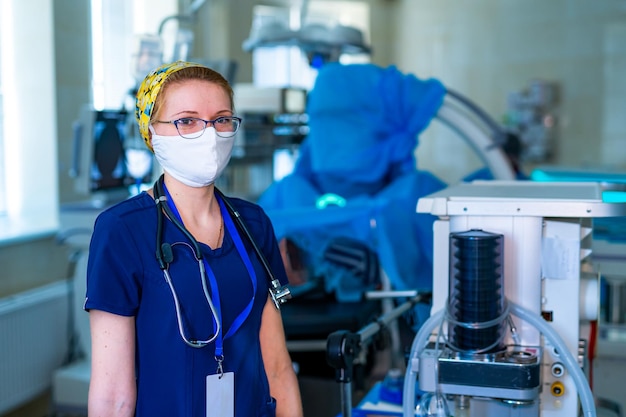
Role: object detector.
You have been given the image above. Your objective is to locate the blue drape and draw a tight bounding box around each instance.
[258,63,447,318]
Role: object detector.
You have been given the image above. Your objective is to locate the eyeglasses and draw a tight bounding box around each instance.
[154,116,242,139]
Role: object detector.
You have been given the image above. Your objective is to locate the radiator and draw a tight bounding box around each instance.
[0,280,69,415]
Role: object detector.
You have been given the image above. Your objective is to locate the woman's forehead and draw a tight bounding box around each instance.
[161,80,230,113]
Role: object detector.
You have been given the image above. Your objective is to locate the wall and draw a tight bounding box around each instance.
[0,0,86,299]
[602,20,626,166]
[55,0,91,205]
[391,0,626,183]
[0,238,68,298]
[191,1,626,184]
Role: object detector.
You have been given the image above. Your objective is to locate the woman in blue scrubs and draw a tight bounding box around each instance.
[86,61,303,417]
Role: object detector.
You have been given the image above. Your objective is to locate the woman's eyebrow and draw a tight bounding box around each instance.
[169,110,200,118]
[169,109,233,118]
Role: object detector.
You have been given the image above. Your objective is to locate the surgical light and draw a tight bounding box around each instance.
[242,7,371,68]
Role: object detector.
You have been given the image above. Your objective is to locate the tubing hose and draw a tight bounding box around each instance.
[403,308,445,417]
[509,302,596,417]
[402,303,596,417]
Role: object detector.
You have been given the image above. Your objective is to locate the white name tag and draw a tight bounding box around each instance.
[206,372,234,417]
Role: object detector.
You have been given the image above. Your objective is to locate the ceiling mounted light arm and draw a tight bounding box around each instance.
[300,0,310,28]
[155,0,209,64]
[157,0,208,36]
[187,0,208,15]
[157,15,195,36]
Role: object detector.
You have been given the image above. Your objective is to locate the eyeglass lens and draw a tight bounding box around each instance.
[176,117,240,139]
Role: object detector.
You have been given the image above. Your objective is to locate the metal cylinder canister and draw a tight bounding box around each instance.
[448,229,505,353]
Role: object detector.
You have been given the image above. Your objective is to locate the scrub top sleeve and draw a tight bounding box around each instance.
[85,212,143,316]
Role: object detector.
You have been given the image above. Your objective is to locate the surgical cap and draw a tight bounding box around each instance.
[135,60,204,150]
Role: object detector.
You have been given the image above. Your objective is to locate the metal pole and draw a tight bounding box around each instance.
[327,293,428,416]
[358,294,425,342]
[341,381,353,417]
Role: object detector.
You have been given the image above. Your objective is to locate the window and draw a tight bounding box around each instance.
[0,33,5,215]
[91,0,136,110]
[0,0,58,243]
[91,0,178,110]
[0,0,176,243]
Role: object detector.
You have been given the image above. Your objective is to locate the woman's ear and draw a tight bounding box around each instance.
[146,125,155,152]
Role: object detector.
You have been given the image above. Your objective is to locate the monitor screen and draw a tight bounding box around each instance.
[91,109,127,190]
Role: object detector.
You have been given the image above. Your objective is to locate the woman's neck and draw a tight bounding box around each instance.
[163,174,215,208]
[162,174,223,248]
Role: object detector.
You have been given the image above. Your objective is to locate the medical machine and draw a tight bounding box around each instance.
[219,85,309,200]
[69,105,154,206]
[403,180,626,417]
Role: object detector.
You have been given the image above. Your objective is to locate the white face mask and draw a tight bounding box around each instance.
[150,126,235,187]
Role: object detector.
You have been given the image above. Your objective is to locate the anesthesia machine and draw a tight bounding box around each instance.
[401,180,626,417]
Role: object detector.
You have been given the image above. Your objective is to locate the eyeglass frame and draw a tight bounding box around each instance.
[153,116,242,139]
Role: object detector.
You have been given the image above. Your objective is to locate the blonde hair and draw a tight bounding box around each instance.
[151,66,235,122]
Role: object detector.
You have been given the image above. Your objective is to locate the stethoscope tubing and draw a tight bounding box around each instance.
[214,187,278,285]
[154,175,290,311]
[214,187,291,308]
[154,178,224,348]
[162,248,221,348]
[153,175,288,350]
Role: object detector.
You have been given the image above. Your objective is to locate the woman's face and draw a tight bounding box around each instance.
[151,79,233,139]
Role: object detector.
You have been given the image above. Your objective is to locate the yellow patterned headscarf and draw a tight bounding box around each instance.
[135,60,204,151]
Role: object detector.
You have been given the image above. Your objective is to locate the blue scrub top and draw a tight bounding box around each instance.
[85,191,289,417]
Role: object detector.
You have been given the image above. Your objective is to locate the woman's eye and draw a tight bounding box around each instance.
[214,117,231,125]
[177,118,196,126]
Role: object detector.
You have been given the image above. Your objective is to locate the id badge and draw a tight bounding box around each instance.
[206,372,234,417]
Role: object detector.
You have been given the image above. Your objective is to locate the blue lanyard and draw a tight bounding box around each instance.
[163,184,257,362]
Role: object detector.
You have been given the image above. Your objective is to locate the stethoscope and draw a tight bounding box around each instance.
[152,175,292,350]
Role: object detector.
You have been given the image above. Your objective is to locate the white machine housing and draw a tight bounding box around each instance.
[416,180,626,417]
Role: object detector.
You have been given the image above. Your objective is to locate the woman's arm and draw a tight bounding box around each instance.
[88,309,137,417]
[260,296,304,417]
